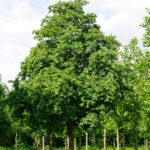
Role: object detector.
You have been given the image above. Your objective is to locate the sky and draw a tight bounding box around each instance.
[0,0,150,86]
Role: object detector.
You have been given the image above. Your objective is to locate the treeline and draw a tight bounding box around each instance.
[0,1,150,150]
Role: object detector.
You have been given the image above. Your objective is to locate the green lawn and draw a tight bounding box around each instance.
[0,146,34,150]
[0,146,147,150]
[51,146,146,150]
[0,147,12,150]
[45,146,146,150]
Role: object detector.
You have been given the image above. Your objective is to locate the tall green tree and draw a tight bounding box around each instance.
[18,0,120,150]
[120,38,150,150]
[7,79,33,148]
[0,76,11,146]
[141,8,150,47]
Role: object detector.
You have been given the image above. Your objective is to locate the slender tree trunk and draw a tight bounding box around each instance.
[135,122,138,150]
[79,137,81,150]
[67,137,70,149]
[86,132,88,150]
[122,135,125,150]
[146,139,148,150]
[49,133,53,150]
[67,121,74,150]
[37,137,42,150]
[15,131,18,150]
[113,137,116,150]
[74,138,77,150]
[37,137,39,150]
[104,128,107,150]
[134,105,138,150]
[35,137,38,149]
[93,134,96,150]
[116,128,119,150]
[42,136,45,150]
[65,138,67,150]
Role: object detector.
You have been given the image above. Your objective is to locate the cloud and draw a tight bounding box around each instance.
[0,0,45,85]
[89,0,150,45]
[99,0,150,12]
[97,12,128,31]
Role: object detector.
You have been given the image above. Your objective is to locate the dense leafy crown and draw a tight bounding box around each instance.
[18,0,121,133]
[21,0,120,79]
[141,8,150,47]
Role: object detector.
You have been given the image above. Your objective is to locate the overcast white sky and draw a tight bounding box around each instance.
[0,0,150,86]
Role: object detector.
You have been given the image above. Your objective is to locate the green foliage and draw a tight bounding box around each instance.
[0,77,12,146]
[141,8,150,47]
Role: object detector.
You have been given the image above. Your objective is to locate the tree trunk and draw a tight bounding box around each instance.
[135,123,138,150]
[146,139,148,150]
[65,138,67,150]
[86,132,88,150]
[104,128,107,150]
[34,137,38,149]
[15,131,18,150]
[37,137,42,150]
[122,135,125,150]
[67,137,70,149]
[79,137,81,150]
[74,138,77,150]
[116,128,119,150]
[93,134,96,150]
[113,137,116,150]
[67,121,74,150]
[49,133,53,150]
[42,136,45,150]
[134,105,138,150]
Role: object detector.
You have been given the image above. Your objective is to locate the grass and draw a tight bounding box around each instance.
[0,146,12,150]
[0,146,147,150]
[44,145,147,150]
[51,146,147,150]
[0,146,34,150]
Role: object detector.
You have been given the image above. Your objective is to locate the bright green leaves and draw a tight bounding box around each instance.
[7,79,28,119]
[48,0,88,15]
[80,113,99,132]
[122,38,143,65]
[141,8,150,47]
[88,48,117,74]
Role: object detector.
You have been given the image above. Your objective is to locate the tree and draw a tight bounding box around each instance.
[16,0,121,150]
[0,76,11,146]
[141,8,150,47]
[137,51,150,150]
[7,78,34,149]
[120,38,150,150]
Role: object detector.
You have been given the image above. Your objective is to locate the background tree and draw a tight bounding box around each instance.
[0,75,12,146]
[141,8,150,47]
[120,38,150,150]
